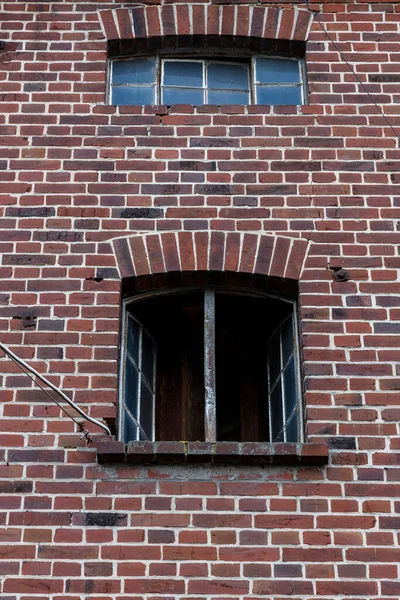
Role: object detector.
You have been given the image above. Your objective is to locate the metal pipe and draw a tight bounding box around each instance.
[0,341,111,436]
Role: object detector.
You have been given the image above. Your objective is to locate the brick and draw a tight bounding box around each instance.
[125,578,185,593]
[99,10,119,40]
[131,6,147,37]
[161,231,180,272]
[188,579,249,594]
[2,2,400,598]
[3,578,63,593]
[102,545,161,560]
[38,546,98,559]
[253,579,313,595]
[254,235,275,276]
[161,5,175,36]
[255,515,314,529]
[269,235,291,278]
[239,233,258,273]
[316,581,378,595]
[219,547,279,562]
[115,8,133,40]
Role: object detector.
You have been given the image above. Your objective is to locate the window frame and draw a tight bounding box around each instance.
[123,313,157,442]
[119,286,304,444]
[108,54,307,106]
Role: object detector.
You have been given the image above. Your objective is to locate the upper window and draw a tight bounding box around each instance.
[110,56,305,106]
[120,283,303,445]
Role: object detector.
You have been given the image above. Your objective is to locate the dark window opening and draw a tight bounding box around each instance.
[131,291,205,442]
[121,277,302,445]
[108,35,306,61]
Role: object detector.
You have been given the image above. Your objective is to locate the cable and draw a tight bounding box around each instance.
[303,0,400,145]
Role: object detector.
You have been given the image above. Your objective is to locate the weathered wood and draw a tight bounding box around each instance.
[204,289,217,442]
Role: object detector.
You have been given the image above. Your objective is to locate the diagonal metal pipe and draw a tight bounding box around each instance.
[0,341,111,436]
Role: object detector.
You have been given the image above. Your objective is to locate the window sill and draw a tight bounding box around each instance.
[96,440,328,466]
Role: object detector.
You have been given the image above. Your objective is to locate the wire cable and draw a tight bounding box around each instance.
[303,0,400,145]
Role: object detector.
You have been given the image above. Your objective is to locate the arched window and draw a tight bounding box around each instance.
[120,274,303,444]
[109,55,306,106]
[100,5,312,107]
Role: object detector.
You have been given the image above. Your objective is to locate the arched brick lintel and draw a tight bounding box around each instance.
[112,232,310,283]
[99,5,313,43]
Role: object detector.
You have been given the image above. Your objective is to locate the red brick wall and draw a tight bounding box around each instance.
[1,0,400,597]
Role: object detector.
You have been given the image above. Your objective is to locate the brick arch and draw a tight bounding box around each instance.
[112,232,309,282]
[99,5,313,43]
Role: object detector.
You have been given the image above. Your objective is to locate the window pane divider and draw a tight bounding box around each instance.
[126,405,150,442]
[204,289,216,442]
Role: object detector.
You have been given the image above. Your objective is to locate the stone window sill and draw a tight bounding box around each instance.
[96,440,329,466]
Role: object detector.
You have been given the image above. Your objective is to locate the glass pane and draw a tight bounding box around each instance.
[162,87,204,105]
[283,356,297,417]
[282,316,294,366]
[112,85,155,106]
[256,58,300,84]
[256,85,302,106]
[163,61,203,88]
[125,358,139,419]
[140,380,154,441]
[142,329,155,388]
[208,63,249,90]
[271,384,284,442]
[268,331,281,386]
[112,58,157,85]
[124,410,138,442]
[127,315,140,365]
[285,409,299,442]
[208,90,250,105]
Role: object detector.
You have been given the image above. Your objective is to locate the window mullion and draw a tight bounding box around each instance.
[251,56,256,105]
[158,56,162,105]
[204,60,207,105]
[204,289,216,442]
[137,325,142,441]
